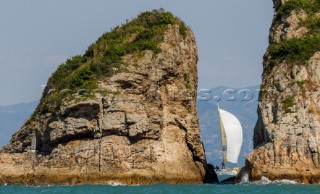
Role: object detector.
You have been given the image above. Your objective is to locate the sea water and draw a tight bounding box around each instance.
[1,177,320,194]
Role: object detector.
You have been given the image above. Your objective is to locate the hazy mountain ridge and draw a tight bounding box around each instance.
[0,101,38,148]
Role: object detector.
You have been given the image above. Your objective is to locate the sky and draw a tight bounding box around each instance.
[0,0,274,105]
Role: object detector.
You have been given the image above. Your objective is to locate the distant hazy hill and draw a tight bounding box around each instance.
[0,85,259,166]
[0,101,38,148]
[198,85,259,166]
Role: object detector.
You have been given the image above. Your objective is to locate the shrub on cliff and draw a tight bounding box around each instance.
[276,0,320,19]
[265,0,320,74]
[36,9,188,115]
[268,35,320,64]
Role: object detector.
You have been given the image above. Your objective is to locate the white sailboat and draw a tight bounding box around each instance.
[27,135,37,153]
[216,104,243,176]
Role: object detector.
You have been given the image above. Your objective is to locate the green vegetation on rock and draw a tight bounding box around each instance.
[282,97,295,113]
[185,83,192,89]
[294,80,309,88]
[303,15,320,33]
[183,73,192,89]
[36,9,188,115]
[179,21,188,38]
[266,0,320,75]
[268,35,320,65]
[275,0,320,19]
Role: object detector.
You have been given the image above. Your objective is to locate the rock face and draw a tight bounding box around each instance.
[0,10,218,185]
[243,0,320,183]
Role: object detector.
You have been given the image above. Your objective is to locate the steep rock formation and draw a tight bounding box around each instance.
[243,0,320,183]
[0,10,218,185]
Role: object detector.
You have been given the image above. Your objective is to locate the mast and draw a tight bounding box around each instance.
[217,103,227,169]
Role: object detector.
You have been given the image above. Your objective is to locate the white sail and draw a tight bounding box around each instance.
[218,108,243,164]
[31,136,37,151]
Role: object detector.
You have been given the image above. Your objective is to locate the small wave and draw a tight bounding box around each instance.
[240,176,297,185]
[270,178,298,185]
[26,185,42,188]
[107,181,127,186]
[239,172,249,183]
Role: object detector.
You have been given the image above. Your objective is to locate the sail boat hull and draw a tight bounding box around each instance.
[216,169,238,176]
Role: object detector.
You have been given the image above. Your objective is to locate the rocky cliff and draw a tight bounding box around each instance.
[0,10,218,185]
[243,0,320,183]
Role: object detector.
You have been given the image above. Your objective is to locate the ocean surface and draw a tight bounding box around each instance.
[1,177,320,194]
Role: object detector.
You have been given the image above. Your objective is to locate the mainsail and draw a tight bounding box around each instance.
[218,106,243,164]
[31,135,37,151]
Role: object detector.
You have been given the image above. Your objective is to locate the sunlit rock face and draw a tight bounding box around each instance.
[0,10,218,185]
[243,0,320,184]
